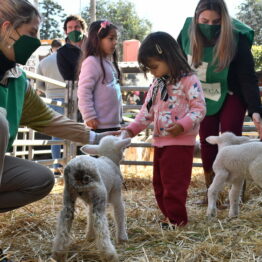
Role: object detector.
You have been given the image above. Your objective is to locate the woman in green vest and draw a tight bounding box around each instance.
[178,0,262,204]
[0,0,116,214]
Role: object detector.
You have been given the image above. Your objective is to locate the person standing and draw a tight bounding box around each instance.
[178,0,262,204]
[57,15,87,81]
[122,32,206,227]
[36,40,65,176]
[77,20,123,133]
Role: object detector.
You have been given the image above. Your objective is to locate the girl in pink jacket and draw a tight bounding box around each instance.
[78,20,122,133]
[123,32,206,227]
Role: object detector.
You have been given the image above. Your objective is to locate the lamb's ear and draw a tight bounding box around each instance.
[206,136,219,145]
[116,138,131,149]
[80,144,99,155]
[236,136,251,144]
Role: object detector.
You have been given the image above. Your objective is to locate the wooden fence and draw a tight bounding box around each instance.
[7,70,262,169]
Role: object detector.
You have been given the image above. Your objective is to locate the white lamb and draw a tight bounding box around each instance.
[52,135,131,262]
[206,132,262,218]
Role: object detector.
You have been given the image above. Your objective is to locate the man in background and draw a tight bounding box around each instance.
[36,39,65,177]
[57,15,87,81]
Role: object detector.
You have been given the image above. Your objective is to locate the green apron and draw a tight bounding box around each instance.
[0,70,27,151]
[180,17,254,115]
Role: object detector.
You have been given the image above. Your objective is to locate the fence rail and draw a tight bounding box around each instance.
[9,70,261,168]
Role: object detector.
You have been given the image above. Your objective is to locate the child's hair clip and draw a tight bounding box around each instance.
[98,20,111,34]
[155,44,163,54]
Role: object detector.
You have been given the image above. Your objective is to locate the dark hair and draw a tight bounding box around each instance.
[51,39,62,48]
[79,20,120,82]
[63,15,87,32]
[138,31,194,84]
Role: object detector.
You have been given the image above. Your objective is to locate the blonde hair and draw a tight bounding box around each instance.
[0,0,40,42]
[190,0,236,71]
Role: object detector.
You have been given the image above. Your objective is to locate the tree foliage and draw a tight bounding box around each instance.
[236,0,262,45]
[252,46,262,71]
[39,0,66,39]
[81,0,152,43]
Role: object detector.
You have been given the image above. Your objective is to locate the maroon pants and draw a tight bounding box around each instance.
[153,145,194,226]
[199,94,246,172]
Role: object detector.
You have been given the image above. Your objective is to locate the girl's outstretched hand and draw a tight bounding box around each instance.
[86,119,99,130]
[120,128,134,138]
[165,123,184,137]
[252,112,262,140]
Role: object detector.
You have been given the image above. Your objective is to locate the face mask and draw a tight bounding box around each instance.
[11,35,41,65]
[198,24,221,41]
[68,30,84,42]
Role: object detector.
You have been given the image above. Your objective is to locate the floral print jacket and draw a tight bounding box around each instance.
[127,74,206,147]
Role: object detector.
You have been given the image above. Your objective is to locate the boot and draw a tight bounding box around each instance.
[195,170,215,205]
[196,170,227,209]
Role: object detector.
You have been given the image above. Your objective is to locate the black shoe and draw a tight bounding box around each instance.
[0,249,13,262]
[160,221,176,230]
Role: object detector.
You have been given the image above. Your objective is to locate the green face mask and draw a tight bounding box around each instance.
[198,24,221,41]
[12,35,41,65]
[68,30,84,42]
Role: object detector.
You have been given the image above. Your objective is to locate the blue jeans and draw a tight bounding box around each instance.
[49,98,64,169]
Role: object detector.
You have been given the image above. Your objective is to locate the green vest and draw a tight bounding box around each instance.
[0,70,27,151]
[180,17,254,115]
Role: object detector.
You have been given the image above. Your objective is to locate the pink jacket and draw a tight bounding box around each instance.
[77,56,122,129]
[127,74,206,147]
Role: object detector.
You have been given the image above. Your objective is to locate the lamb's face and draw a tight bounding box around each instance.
[206,132,252,151]
[99,136,131,160]
[81,135,131,162]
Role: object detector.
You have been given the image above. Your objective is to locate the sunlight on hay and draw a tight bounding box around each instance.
[0,165,262,261]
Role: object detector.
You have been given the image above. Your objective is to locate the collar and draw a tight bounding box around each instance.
[0,66,23,86]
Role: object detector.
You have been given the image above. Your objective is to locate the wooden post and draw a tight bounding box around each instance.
[64,80,78,162]
[90,0,96,23]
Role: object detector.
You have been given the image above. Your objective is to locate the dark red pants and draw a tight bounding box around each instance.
[199,94,246,172]
[153,145,194,226]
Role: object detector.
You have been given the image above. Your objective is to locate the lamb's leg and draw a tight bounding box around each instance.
[110,191,128,243]
[91,190,119,262]
[52,185,77,262]
[86,204,95,241]
[207,169,228,218]
[249,157,262,188]
[229,179,244,217]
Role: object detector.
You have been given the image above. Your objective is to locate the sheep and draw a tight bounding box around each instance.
[206,132,262,218]
[52,135,131,262]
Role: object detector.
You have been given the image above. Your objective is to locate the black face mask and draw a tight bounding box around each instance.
[198,24,221,41]
[9,33,41,65]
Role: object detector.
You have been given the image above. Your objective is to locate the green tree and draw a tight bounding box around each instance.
[236,0,262,45]
[39,0,66,39]
[252,46,262,71]
[81,0,152,54]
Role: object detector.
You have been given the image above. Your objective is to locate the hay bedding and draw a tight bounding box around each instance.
[0,166,261,262]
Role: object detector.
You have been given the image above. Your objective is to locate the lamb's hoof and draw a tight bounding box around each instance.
[86,234,95,242]
[229,213,238,218]
[207,209,217,218]
[52,251,67,262]
[117,234,128,244]
[101,252,119,262]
